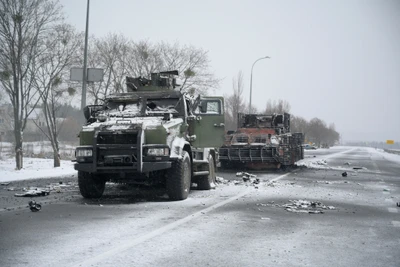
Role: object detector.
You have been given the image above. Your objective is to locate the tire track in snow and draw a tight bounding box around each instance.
[70,173,291,267]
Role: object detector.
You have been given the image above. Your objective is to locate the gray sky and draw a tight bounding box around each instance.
[60,0,400,142]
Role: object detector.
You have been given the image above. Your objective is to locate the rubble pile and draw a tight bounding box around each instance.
[284,199,336,214]
[236,172,260,185]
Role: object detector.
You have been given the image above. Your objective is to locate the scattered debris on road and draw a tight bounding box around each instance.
[8,182,78,198]
[236,172,260,186]
[284,200,335,214]
[15,188,50,197]
[216,176,229,184]
[28,200,41,212]
[257,200,336,214]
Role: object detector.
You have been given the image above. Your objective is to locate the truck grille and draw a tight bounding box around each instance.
[97,132,138,145]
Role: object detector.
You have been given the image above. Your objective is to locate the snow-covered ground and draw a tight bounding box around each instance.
[0,158,76,183]
[297,146,400,169]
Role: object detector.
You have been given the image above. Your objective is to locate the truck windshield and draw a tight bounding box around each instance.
[105,101,141,117]
[145,98,182,116]
[104,97,182,117]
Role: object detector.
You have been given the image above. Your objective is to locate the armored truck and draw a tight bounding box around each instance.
[219,113,304,169]
[74,71,225,200]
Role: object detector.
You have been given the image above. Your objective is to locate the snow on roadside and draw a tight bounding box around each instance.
[0,158,76,183]
[296,146,356,169]
[370,147,400,164]
[296,146,400,169]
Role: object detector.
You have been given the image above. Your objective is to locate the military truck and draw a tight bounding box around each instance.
[74,71,225,200]
[219,113,304,169]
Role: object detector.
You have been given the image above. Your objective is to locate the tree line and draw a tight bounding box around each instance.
[224,72,340,147]
[0,0,218,169]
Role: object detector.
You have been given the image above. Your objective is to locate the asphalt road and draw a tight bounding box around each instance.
[0,147,399,267]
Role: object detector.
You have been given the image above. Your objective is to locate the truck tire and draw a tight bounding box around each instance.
[197,154,216,190]
[167,151,191,201]
[78,171,106,198]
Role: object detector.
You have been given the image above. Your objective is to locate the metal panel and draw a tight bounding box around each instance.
[70,67,84,81]
[70,68,103,82]
[87,68,104,82]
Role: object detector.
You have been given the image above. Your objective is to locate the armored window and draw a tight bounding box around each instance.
[146,98,182,114]
[195,100,223,115]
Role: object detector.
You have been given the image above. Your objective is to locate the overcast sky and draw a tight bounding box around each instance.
[60,0,400,143]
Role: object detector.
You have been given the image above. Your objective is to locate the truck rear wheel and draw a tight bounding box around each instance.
[197,154,216,190]
[167,151,191,200]
[78,171,106,198]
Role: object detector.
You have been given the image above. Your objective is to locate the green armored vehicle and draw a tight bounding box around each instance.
[74,71,225,200]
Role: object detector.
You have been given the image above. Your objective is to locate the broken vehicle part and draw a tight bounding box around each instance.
[28,200,42,212]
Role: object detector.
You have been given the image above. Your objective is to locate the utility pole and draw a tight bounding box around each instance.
[81,0,90,111]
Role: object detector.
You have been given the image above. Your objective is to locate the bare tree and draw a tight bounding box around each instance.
[159,42,220,95]
[225,71,246,130]
[265,99,291,114]
[124,40,163,80]
[291,116,339,146]
[0,0,63,169]
[83,39,220,105]
[33,23,81,167]
[86,33,129,104]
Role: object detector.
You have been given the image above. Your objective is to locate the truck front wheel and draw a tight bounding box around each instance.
[78,171,106,198]
[167,151,191,200]
[197,154,216,190]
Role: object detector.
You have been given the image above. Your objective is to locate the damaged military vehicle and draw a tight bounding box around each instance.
[74,71,225,200]
[219,113,304,170]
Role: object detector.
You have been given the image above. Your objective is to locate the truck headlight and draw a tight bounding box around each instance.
[146,148,169,156]
[75,148,93,157]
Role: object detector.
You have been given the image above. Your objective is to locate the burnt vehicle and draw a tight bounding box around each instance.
[219,113,304,169]
[74,71,225,200]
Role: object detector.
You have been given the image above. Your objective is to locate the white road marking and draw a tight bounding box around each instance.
[392,221,400,227]
[71,172,291,267]
[388,208,398,213]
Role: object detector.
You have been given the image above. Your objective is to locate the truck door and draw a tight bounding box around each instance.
[190,97,225,148]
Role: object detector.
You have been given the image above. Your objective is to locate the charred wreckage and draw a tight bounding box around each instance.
[218,113,304,170]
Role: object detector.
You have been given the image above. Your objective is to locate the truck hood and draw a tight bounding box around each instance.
[82,117,183,132]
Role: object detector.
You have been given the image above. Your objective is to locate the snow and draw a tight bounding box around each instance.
[370,147,400,164]
[0,157,76,183]
[296,146,400,169]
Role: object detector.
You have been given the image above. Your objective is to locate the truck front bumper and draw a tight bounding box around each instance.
[74,161,172,173]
